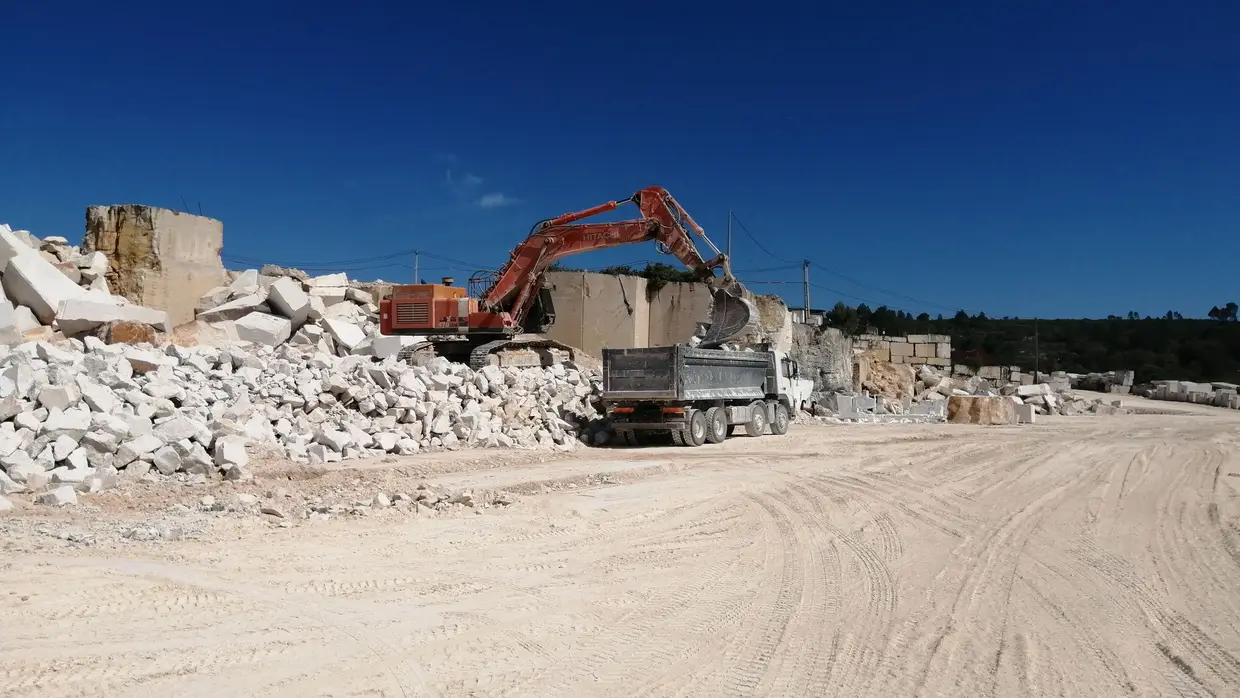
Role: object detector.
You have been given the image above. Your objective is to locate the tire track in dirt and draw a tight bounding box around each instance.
[501,494,766,696]
[1070,539,1240,694]
[795,480,897,696]
[0,558,435,698]
[867,443,1102,697]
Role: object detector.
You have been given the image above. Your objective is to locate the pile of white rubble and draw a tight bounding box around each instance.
[0,336,604,508]
[192,265,404,357]
[912,365,1128,416]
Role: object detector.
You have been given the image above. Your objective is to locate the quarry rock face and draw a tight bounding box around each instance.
[83,206,229,328]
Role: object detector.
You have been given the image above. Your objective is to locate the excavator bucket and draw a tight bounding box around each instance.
[698,289,759,347]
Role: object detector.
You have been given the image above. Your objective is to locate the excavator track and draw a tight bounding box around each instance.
[394,336,587,372]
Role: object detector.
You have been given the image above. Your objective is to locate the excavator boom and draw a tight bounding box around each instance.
[379,186,758,368]
[479,186,755,344]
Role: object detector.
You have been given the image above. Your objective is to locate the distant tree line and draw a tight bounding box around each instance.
[820,301,1240,383]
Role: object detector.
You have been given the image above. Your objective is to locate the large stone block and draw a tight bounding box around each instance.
[234,312,292,346]
[54,298,169,336]
[2,252,86,325]
[935,342,951,358]
[947,396,1018,425]
[890,342,914,357]
[914,343,936,358]
[267,277,310,328]
[83,206,229,328]
[0,226,37,270]
[868,347,891,362]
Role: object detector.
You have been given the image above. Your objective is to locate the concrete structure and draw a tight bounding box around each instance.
[84,206,229,328]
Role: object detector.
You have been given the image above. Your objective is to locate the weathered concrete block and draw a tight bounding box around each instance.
[267,277,310,328]
[2,252,86,324]
[935,342,951,358]
[925,357,951,367]
[54,299,169,336]
[234,312,292,346]
[927,334,951,343]
[83,206,229,328]
[947,395,1018,425]
[890,354,905,363]
[907,334,929,343]
[913,343,935,358]
[890,342,914,357]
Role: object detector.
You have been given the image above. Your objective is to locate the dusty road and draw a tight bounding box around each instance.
[3,401,1240,697]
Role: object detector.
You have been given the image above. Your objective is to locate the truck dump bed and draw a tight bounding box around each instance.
[602,345,774,401]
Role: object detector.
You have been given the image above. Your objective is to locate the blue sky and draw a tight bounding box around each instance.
[2,1,1237,319]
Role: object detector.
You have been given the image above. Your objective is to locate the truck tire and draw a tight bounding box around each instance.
[771,403,791,435]
[686,409,707,446]
[745,403,768,437]
[620,430,641,447]
[704,407,727,444]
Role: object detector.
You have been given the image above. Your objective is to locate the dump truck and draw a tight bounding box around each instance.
[603,344,814,446]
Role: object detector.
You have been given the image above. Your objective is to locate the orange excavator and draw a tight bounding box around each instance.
[379,186,758,369]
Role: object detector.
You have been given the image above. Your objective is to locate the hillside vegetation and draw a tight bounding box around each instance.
[821,301,1240,384]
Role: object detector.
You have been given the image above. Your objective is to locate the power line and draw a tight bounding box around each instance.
[728,209,965,313]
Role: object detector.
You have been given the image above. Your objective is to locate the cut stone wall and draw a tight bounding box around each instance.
[853,333,953,367]
[542,271,649,353]
[83,206,228,328]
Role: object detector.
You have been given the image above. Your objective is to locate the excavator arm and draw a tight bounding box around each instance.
[481,186,754,344]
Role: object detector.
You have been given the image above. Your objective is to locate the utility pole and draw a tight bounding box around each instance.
[413,250,420,284]
[802,260,811,322]
[726,209,732,261]
[1034,317,1040,381]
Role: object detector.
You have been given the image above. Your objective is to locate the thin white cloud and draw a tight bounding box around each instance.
[478,193,520,209]
[462,173,483,187]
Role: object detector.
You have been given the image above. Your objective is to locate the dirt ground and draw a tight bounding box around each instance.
[3,393,1240,697]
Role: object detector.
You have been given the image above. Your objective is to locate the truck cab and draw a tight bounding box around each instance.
[775,351,815,417]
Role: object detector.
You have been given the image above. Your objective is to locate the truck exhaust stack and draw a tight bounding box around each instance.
[698,290,759,347]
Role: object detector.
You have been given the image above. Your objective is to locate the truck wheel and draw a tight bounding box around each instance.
[771,403,791,435]
[620,430,640,446]
[704,407,727,444]
[671,428,686,446]
[745,403,768,437]
[686,409,707,446]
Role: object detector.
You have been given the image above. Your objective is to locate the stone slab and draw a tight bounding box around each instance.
[890,342,914,357]
[55,298,169,336]
[3,251,87,325]
[914,343,936,358]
